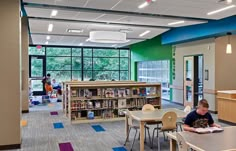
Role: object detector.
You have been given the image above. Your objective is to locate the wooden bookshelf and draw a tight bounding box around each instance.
[63,81,161,123]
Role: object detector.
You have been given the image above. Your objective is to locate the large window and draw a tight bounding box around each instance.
[29,46,130,82]
[137,60,170,100]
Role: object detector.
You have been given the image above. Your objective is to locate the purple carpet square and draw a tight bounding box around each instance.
[50,111,58,115]
[59,142,74,151]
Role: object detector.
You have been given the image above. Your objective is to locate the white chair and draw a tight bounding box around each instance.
[176,132,189,151]
[177,105,191,131]
[124,110,140,151]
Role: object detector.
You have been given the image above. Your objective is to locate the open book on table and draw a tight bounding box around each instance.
[195,127,224,134]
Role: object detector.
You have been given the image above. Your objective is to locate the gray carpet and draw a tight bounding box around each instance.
[7,100,231,151]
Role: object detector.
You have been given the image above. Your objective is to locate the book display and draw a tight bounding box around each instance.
[195,127,224,134]
[62,81,161,124]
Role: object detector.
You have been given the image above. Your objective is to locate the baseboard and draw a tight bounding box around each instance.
[218,119,236,126]
[209,110,218,114]
[0,144,21,150]
[22,110,29,113]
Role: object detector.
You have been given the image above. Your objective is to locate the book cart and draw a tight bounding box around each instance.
[63,82,161,124]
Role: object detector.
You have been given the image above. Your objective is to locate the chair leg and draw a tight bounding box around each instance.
[124,127,131,146]
[144,127,146,143]
[180,124,183,131]
[131,129,138,151]
[147,128,151,147]
[151,128,157,149]
[157,130,160,151]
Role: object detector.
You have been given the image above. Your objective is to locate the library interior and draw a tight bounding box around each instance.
[2,0,236,151]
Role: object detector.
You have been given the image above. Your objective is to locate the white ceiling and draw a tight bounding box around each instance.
[23,0,236,47]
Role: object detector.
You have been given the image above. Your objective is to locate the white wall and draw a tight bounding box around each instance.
[172,38,216,111]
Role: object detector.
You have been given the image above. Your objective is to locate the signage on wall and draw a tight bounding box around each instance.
[36,45,42,50]
[172,46,176,80]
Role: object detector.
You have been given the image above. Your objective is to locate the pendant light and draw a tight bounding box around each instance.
[226,32,232,54]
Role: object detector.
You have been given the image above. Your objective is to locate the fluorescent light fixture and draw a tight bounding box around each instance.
[139,30,150,37]
[112,44,117,47]
[226,44,232,54]
[207,5,235,15]
[51,10,58,17]
[168,20,185,26]
[138,2,149,9]
[46,36,50,40]
[227,0,233,4]
[79,43,83,46]
[48,24,53,32]
[86,38,90,42]
[126,40,131,43]
[67,29,84,33]
[45,41,49,45]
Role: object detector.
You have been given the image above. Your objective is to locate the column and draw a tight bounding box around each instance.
[0,0,21,149]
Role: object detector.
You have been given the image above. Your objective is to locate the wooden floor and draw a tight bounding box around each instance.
[8,101,231,151]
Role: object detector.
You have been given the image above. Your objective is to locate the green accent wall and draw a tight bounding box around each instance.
[130,36,173,100]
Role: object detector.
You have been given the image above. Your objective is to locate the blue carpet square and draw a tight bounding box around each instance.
[53,122,64,129]
[91,125,105,132]
[112,147,127,151]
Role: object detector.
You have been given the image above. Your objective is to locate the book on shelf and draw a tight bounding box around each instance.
[87,101,93,109]
[95,101,101,108]
[149,87,157,96]
[102,110,113,119]
[195,127,224,134]
[84,89,92,99]
[139,88,147,96]
[118,89,126,97]
[71,90,77,97]
[105,88,115,98]
[79,89,85,97]
[87,111,94,119]
[89,89,98,96]
[118,99,127,108]
[118,109,126,116]
[132,88,139,96]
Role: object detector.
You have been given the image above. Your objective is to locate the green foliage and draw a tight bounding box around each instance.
[29,46,45,55]
[46,47,71,56]
[93,49,119,57]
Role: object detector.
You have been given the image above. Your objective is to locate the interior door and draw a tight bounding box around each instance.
[184,56,194,107]
[29,55,46,95]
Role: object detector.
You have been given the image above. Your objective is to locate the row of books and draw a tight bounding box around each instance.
[71,110,115,120]
[70,87,157,98]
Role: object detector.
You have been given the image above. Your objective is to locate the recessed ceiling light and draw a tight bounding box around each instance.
[112,44,117,47]
[51,10,58,17]
[79,43,83,46]
[67,29,84,33]
[207,5,235,15]
[139,30,150,37]
[45,41,49,45]
[168,21,185,26]
[48,24,53,32]
[46,36,50,40]
[138,2,149,9]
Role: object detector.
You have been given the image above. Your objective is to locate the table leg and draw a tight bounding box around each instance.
[169,138,177,151]
[140,121,145,151]
[125,114,129,141]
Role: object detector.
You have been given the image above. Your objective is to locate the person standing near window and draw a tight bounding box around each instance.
[42,73,53,95]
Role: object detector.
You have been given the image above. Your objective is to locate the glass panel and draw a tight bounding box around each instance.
[83,58,92,70]
[72,48,81,56]
[48,71,71,83]
[186,59,192,81]
[72,57,81,70]
[46,47,71,56]
[31,57,43,77]
[83,71,93,81]
[93,58,119,70]
[31,80,43,91]
[120,58,129,70]
[120,49,129,57]
[47,57,71,70]
[72,71,81,81]
[29,46,45,55]
[93,49,119,57]
[186,86,192,102]
[120,71,129,80]
[94,71,119,81]
[83,48,92,57]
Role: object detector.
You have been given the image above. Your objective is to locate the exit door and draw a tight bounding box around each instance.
[29,55,46,95]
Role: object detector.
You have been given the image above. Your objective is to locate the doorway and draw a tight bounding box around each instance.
[29,55,46,95]
[183,55,203,108]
